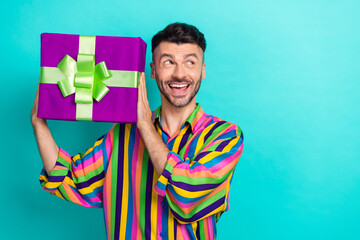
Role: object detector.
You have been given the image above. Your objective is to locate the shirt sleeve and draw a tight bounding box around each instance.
[154,122,244,224]
[39,124,116,208]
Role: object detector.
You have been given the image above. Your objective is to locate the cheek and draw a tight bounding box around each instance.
[188,69,202,79]
[157,69,173,80]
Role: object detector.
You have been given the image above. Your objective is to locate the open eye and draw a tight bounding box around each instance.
[164,60,173,65]
[186,60,195,66]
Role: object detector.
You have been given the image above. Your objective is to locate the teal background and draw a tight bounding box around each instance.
[1,0,359,239]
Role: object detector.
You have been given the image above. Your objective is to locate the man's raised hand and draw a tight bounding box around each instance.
[136,72,153,131]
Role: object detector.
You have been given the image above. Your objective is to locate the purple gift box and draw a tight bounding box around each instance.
[38,33,147,123]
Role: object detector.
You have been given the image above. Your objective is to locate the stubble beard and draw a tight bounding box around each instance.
[155,73,202,108]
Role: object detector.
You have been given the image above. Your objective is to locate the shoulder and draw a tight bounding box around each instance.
[200,113,243,139]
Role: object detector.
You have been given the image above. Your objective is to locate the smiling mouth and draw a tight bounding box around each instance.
[169,83,190,89]
[168,83,191,95]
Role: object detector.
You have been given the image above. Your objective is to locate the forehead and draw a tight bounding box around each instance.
[153,42,204,60]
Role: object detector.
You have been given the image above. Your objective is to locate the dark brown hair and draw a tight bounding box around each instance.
[151,22,206,53]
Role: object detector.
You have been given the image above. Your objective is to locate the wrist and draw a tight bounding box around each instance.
[137,119,153,132]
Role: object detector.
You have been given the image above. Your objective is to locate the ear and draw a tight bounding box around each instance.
[150,62,155,79]
[201,62,206,79]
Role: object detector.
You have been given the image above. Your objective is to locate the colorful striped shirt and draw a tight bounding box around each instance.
[40,104,244,240]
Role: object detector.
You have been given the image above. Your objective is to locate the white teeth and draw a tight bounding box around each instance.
[170,84,188,88]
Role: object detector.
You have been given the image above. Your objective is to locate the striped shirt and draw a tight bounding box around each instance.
[40,104,244,240]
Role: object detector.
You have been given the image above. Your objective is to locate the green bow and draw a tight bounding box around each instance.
[57,54,111,120]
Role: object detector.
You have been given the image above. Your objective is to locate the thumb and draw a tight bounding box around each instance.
[140,72,147,97]
[140,72,145,85]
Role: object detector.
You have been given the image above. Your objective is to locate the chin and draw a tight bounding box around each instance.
[168,96,195,108]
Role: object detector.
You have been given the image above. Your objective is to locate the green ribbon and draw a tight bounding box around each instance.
[56,53,111,120]
[40,35,139,121]
[55,36,110,120]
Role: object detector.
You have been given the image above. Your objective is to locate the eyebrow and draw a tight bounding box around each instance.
[159,53,174,61]
[159,53,199,61]
[184,53,198,60]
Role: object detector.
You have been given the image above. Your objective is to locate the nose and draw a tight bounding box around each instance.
[172,64,186,80]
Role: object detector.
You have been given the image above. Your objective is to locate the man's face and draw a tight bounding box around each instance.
[150,42,206,108]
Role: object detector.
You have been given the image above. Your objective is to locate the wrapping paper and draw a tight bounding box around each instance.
[38,33,146,123]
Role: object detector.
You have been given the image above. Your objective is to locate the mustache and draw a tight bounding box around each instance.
[164,78,191,84]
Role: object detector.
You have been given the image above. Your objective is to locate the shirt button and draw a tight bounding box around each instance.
[160,232,165,238]
[161,200,165,207]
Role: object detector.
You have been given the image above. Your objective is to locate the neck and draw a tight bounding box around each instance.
[160,97,197,137]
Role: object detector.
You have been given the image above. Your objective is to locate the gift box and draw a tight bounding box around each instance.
[38,33,147,123]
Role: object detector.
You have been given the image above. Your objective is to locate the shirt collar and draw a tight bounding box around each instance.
[152,103,205,133]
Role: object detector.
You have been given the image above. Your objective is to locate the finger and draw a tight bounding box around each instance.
[138,73,143,100]
[140,73,147,100]
[32,79,40,119]
[33,83,40,110]
[138,72,144,87]
[140,73,145,89]
[141,73,148,98]
[35,76,41,98]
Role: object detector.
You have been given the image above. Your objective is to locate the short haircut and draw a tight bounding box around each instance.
[151,22,206,53]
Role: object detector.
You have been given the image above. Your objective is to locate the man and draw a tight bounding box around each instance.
[31,23,244,240]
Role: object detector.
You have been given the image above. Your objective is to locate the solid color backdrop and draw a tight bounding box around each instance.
[1,0,359,239]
